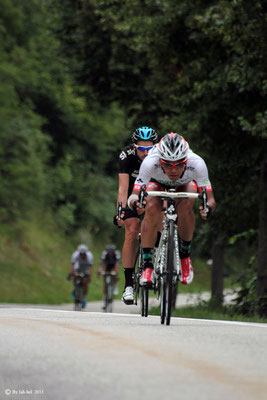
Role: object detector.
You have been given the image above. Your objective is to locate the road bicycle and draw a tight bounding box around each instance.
[133,233,149,317]
[143,187,207,325]
[117,198,149,317]
[73,272,86,311]
[101,271,117,313]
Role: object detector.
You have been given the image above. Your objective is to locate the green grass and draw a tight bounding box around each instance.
[0,215,261,326]
[149,304,267,324]
[0,214,126,304]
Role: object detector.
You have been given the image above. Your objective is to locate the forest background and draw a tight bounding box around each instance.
[0,0,266,316]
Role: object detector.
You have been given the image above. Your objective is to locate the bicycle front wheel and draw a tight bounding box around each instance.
[106,279,113,313]
[141,287,149,317]
[160,278,166,324]
[166,219,175,325]
[74,286,83,311]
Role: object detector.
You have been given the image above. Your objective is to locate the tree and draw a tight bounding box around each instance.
[55,0,267,311]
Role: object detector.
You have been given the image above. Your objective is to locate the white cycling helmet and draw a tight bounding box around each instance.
[157,132,188,162]
[78,244,88,253]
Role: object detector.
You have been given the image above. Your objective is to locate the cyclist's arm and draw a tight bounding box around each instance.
[207,189,216,211]
[69,263,74,275]
[88,265,93,277]
[117,173,129,208]
[86,252,93,276]
[194,158,216,218]
[114,261,119,273]
[128,160,152,210]
[69,253,76,274]
[98,262,105,274]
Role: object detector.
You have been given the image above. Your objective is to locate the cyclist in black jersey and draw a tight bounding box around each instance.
[115,127,158,304]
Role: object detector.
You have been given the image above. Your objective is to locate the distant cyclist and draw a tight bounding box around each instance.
[98,244,121,295]
[114,126,158,305]
[67,244,93,309]
[128,132,216,288]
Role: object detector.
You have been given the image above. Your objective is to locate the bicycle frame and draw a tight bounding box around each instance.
[133,233,149,317]
[147,190,201,325]
[101,271,117,312]
[73,272,86,311]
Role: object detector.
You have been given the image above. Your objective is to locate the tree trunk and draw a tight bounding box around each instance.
[256,160,267,316]
[211,238,225,307]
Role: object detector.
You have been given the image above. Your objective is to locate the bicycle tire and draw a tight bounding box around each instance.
[133,247,140,305]
[106,278,113,313]
[166,219,175,325]
[171,280,179,309]
[141,287,149,317]
[160,278,166,324]
[74,286,83,311]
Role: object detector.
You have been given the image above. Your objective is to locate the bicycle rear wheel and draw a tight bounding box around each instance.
[141,287,149,317]
[166,220,175,325]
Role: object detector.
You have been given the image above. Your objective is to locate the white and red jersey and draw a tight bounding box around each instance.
[133,146,212,191]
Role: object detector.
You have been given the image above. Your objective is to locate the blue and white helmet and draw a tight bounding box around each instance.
[132,126,158,143]
[78,244,88,253]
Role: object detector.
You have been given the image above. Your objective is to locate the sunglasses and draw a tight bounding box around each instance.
[134,144,153,152]
[160,158,187,169]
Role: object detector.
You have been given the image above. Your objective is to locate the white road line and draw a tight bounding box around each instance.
[5,307,267,328]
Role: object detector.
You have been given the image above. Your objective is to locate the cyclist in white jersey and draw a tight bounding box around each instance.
[67,244,93,308]
[128,132,216,287]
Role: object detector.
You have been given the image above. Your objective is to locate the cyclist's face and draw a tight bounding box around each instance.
[135,140,154,161]
[80,252,86,259]
[161,163,186,181]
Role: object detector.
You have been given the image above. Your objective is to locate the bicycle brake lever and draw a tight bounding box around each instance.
[138,184,147,208]
[200,187,208,212]
[117,202,122,221]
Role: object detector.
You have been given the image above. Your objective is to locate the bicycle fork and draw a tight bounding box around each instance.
[154,222,180,284]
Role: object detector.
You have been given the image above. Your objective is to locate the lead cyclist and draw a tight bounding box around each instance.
[128,132,216,288]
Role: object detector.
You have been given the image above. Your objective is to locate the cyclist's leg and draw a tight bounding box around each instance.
[141,182,163,248]
[109,265,118,295]
[140,183,163,286]
[123,215,140,267]
[82,276,89,308]
[175,182,197,284]
[122,213,140,304]
[123,214,139,283]
[176,182,197,241]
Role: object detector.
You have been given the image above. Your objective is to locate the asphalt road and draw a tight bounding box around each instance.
[0,308,267,400]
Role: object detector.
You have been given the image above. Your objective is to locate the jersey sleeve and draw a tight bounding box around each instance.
[133,157,153,191]
[118,150,131,174]
[71,252,77,264]
[100,251,106,262]
[86,252,93,266]
[193,158,212,190]
[115,250,121,261]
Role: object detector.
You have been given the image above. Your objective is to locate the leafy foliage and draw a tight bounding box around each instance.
[0,0,266,313]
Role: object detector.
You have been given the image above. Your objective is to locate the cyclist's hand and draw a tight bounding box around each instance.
[199,205,212,220]
[66,273,72,281]
[134,199,146,215]
[113,214,124,228]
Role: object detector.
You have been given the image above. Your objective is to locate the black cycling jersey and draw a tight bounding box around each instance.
[118,145,142,196]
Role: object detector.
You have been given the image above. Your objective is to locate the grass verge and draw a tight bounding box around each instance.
[149,303,267,324]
